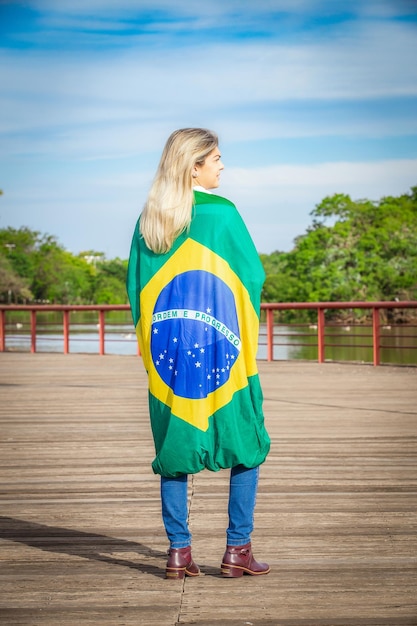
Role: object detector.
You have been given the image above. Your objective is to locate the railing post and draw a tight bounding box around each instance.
[63,310,70,354]
[0,309,5,352]
[30,310,37,353]
[99,310,105,355]
[266,308,274,361]
[317,307,325,363]
[373,307,380,366]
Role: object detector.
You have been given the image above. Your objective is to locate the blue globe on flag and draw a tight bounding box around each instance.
[151,270,241,399]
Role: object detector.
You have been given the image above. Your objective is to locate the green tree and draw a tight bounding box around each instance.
[308,187,417,302]
[260,186,417,321]
[0,253,33,303]
[0,226,40,284]
[32,238,97,303]
[0,228,97,304]
[93,258,128,304]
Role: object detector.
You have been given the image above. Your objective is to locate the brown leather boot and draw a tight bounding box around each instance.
[165,546,200,580]
[221,542,270,577]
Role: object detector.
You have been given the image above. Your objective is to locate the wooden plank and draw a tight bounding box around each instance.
[0,353,416,625]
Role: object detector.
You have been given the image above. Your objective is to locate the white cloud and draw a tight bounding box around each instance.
[1,17,416,161]
[28,0,351,18]
[223,158,417,191]
[4,19,417,104]
[221,158,417,251]
[358,0,417,18]
[30,0,417,21]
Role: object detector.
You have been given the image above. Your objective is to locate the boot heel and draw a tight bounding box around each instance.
[165,567,186,580]
[221,563,244,578]
[165,547,200,580]
[221,543,270,577]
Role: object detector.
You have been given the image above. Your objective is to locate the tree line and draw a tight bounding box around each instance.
[0,226,128,305]
[1,187,416,320]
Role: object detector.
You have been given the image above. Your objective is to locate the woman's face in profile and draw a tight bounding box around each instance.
[194,147,224,190]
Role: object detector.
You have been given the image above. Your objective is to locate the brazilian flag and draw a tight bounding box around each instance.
[127,190,270,477]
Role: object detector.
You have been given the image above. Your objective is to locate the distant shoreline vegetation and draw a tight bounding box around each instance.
[1,187,416,323]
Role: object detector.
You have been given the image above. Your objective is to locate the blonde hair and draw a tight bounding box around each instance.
[139,128,218,253]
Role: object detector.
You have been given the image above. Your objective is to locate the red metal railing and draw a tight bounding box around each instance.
[262,301,417,365]
[0,302,416,365]
[0,304,133,356]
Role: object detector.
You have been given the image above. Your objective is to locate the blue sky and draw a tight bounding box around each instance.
[1,0,417,258]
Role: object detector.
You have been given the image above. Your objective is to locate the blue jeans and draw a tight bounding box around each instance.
[160,465,259,549]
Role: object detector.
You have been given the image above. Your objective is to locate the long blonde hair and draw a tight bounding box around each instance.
[140,128,218,253]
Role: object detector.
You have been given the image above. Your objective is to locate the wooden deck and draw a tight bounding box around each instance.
[0,353,416,626]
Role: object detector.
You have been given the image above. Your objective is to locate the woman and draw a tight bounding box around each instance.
[127,128,270,579]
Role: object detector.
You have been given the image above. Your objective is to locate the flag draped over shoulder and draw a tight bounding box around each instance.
[126,190,270,477]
